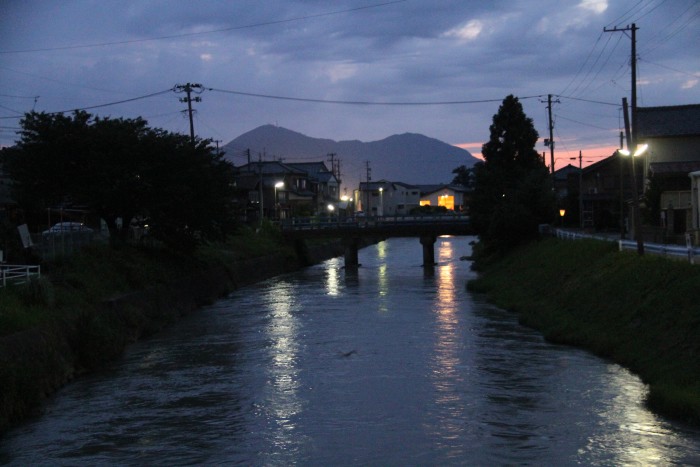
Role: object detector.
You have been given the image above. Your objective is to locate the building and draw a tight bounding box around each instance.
[418,184,470,212]
[355,180,421,216]
[636,104,700,240]
[354,180,471,216]
[234,161,338,221]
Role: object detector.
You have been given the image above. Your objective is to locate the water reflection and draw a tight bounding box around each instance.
[2,237,700,465]
[324,258,340,296]
[581,365,670,465]
[427,238,468,458]
[260,280,303,456]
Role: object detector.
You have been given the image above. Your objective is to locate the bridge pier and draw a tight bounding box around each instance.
[343,236,359,267]
[420,235,436,267]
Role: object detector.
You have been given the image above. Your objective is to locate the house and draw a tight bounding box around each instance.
[691,171,700,234]
[577,154,643,232]
[355,180,421,216]
[636,104,700,239]
[287,162,339,215]
[418,184,470,213]
[234,160,339,221]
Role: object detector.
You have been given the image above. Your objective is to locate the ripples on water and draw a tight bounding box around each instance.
[2,237,700,465]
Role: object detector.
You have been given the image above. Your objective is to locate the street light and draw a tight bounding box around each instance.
[274,181,284,219]
[378,187,383,217]
[618,144,648,255]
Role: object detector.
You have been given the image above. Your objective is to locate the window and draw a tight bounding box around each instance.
[438,195,454,210]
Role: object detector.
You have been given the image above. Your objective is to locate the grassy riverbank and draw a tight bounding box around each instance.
[0,224,321,435]
[0,224,295,338]
[467,237,700,425]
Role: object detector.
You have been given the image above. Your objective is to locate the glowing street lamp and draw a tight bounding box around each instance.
[618,143,648,255]
[378,187,384,217]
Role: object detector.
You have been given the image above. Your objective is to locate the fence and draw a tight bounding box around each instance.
[554,228,700,264]
[1,264,41,287]
[36,231,98,261]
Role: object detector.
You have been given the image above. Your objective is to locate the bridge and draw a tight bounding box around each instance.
[280,214,473,267]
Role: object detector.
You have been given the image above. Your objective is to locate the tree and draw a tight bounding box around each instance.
[451,165,475,189]
[469,95,555,250]
[3,111,236,250]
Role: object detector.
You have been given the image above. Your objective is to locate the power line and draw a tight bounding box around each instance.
[0,1,408,54]
[639,58,700,78]
[0,88,174,119]
[556,95,619,106]
[208,87,544,106]
[554,113,614,131]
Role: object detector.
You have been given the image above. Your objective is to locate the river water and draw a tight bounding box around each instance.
[2,236,700,465]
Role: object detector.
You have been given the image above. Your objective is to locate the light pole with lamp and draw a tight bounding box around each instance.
[274,181,284,220]
[378,187,384,217]
[618,143,648,255]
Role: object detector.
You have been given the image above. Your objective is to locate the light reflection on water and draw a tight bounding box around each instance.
[1,237,700,465]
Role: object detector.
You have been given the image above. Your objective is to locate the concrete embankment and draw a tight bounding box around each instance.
[0,239,354,437]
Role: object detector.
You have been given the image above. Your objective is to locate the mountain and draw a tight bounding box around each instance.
[222,125,479,191]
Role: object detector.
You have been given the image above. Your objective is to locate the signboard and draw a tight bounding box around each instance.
[17,224,33,248]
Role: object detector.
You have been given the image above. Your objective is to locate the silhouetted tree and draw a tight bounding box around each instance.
[3,111,236,251]
[451,165,475,189]
[469,95,555,250]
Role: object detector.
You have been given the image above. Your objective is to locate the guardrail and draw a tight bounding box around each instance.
[281,214,471,231]
[1,264,41,287]
[554,228,699,264]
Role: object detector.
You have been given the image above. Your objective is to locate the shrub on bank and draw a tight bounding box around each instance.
[467,237,700,425]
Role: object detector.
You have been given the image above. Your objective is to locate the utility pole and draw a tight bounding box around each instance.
[623,97,644,255]
[604,24,639,150]
[174,83,204,145]
[327,152,341,198]
[619,131,625,239]
[365,160,372,214]
[541,94,559,174]
[258,151,264,226]
[578,150,583,229]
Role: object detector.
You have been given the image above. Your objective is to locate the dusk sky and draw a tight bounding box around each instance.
[1,0,698,182]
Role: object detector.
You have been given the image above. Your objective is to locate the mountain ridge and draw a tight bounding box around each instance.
[222,125,478,190]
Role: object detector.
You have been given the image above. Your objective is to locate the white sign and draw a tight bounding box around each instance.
[17,224,33,248]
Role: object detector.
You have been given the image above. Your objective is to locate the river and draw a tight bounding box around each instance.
[2,236,699,465]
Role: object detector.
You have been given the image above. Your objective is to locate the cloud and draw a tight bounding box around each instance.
[682,79,699,90]
[443,19,484,42]
[577,0,608,15]
[324,63,359,83]
[200,53,213,62]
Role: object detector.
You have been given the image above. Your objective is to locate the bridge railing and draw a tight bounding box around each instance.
[280,214,470,231]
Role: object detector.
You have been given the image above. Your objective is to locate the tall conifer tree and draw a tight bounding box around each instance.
[470,95,555,249]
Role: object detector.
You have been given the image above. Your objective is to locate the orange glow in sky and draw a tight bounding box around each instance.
[454,142,621,170]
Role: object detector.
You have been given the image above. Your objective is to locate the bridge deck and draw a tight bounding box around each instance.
[280,215,473,238]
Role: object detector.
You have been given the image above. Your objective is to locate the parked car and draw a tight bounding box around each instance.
[42,222,93,237]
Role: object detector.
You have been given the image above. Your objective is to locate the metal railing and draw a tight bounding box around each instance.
[281,214,470,231]
[554,228,699,264]
[1,264,41,287]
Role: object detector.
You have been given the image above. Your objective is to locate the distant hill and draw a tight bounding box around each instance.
[222,125,478,191]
